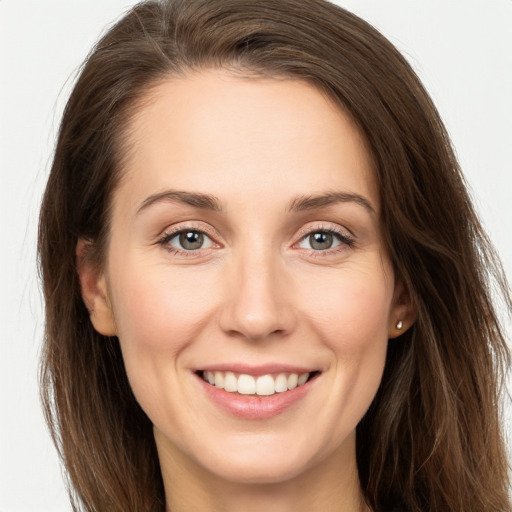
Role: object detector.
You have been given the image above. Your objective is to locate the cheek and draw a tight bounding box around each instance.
[106,260,219,424]
[301,265,392,410]
[109,262,215,354]
[301,266,393,351]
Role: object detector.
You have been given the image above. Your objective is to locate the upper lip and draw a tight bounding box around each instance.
[195,363,319,376]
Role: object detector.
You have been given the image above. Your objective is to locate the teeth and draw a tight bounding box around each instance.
[202,371,312,396]
[214,371,224,388]
[238,374,256,395]
[275,373,288,393]
[256,375,275,396]
[224,371,237,392]
[297,373,309,386]
[287,373,298,390]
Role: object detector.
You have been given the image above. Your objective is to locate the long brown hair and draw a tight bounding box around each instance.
[38,1,511,510]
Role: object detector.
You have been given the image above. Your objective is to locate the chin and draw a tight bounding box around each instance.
[189,431,338,485]
[203,453,310,485]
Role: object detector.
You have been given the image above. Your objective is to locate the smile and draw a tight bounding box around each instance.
[200,370,316,396]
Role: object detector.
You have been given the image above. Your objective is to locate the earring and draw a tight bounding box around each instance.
[396,320,403,330]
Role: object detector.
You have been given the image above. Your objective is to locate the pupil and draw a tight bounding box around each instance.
[310,232,333,250]
[179,231,203,250]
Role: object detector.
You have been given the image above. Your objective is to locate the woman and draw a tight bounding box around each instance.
[38,0,511,511]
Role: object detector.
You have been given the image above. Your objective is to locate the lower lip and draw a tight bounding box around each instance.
[196,374,316,420]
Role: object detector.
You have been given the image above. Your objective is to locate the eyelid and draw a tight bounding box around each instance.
[156,221,219,241]
[292,222,356,252]
[154,221,355,256]
[156,222,222,255]
[294,222,355,242]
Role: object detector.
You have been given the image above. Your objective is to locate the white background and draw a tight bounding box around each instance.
[1,1,511,510]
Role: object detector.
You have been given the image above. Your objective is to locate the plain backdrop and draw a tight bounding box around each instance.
[1,1,511,510]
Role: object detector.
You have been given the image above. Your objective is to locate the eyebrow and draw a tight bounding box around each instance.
[136,190,223,215]
[136,189,375,216]
[288,192,375,215]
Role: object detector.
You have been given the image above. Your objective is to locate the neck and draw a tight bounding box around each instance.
[157,430,368,512]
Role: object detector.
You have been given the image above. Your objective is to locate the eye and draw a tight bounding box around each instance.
[162,229,214,251]
[297,229,353,251]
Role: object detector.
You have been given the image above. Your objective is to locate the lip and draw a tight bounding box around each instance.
[194,366,320,420]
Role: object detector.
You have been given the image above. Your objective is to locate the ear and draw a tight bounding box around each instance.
[76,238,117,336]
[388,279,417,339]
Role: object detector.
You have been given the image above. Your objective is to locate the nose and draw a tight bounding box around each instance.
[218,248,297,341]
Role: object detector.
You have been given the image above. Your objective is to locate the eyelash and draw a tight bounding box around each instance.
[157,224,217,257]
[157,224,355,257]
[295,225,355,256]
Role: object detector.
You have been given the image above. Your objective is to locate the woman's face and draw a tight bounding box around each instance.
[83,70,409,485]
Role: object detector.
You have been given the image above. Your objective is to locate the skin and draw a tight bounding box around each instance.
[78,70,414,512]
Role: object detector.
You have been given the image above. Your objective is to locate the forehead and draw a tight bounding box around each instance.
[115,70,378,214]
